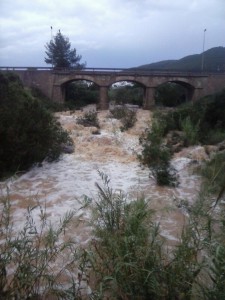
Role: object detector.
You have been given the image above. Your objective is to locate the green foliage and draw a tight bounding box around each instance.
[205,244,225,299]
[88,172,165,299]
[180,116,200,146]
[30,86,66,112]
[120,109,137,131]
[77,110,100,128]
[199,151,225,195]
[0,72,72,179]
[65,81,99,109]
[86,172,225,299]
[155,82,186,107]
[158,89,225,145]
[1,172,225,298]
[45,31,86,68]
[138,118,178,186]
[109,82,144,106]
[109,106,137,131]
[0,192,85,299]
[204,129,225,145]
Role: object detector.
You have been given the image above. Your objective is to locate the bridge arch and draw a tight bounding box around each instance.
[154,80,195,106]
[7,68,225,110]
[108,79,146,107]
[62,79,100,109]
[163,79,195,99]
[56,74,102,87]
[53,75,110,109]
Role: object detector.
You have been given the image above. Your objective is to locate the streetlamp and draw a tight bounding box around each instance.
[50,26,53,69]
[201,29,207,71]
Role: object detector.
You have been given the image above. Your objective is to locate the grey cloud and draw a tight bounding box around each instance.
[0,0,224,68]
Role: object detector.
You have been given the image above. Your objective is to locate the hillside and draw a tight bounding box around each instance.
[135,46,225,71]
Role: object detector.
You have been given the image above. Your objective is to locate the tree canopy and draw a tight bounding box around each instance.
[45,31,86,69]
[0,72,72,179]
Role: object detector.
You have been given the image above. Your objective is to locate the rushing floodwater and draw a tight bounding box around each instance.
[0,108,203,244]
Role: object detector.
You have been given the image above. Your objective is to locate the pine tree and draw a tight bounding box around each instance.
[45,31,86,69]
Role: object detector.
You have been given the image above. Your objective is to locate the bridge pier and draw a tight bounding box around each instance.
[52,85,64,103]
[192,88,204,102]
[143,87,155,109]
[99,86,109,110]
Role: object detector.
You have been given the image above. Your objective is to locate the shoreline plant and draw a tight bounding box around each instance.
[0,191,85,299]
[109,105,137,131]
[138,118,178,186]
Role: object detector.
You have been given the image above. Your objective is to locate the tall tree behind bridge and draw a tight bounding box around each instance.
[45,31,86,68]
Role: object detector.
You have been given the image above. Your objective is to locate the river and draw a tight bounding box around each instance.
[0,107,203,244]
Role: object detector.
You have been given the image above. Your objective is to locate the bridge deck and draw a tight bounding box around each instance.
[0,66,218,77]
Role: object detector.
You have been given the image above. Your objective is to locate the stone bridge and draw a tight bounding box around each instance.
[2,67,225,109]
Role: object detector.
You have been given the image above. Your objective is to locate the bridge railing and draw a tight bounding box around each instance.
[0,66,224,76]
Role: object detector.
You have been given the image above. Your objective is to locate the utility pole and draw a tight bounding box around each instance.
[51,26,53,69]
[201,29,207,71]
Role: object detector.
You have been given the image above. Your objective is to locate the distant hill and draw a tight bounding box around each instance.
[135,47,225,72]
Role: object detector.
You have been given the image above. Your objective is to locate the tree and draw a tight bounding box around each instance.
[45,30,86,69]
[0,72,72,179]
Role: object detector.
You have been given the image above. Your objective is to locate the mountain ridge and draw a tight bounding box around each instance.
[135,46,225,71]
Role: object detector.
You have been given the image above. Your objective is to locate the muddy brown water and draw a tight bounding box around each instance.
[0,108,204,245]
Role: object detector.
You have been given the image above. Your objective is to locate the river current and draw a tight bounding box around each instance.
[0,107,203,244]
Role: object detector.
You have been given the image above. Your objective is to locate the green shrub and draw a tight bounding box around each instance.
[86,172,219,299]
[180,116,200,146]
[0,192,84,299]
[1,172,225,299]
[138,118,178,186]
[109,83,143,106]
[109,106,128,119]
[77,110,100,128]
[87,172,165,299]
[120,109,137,131]
[204,129,225,145]
[0,72,72,179]
[109,105,137,131]
[199,151,225,195]
[30,86,66,112]
[65,81,99,110]
[155,82,186,107]
[162,89,225,145]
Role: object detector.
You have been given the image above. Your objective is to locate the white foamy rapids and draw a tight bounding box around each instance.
[0,109,201,242]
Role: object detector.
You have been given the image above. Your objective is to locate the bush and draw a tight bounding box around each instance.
[138,118,178,186]
[0,192,85,299]
[155,82,186,107]
[163,89,225,145]
[1,173,225,299]
[86,172,224,299]
[30,87,66,112]
[76,110,100,128]
[204,129,225,145]
[65,81,99,110]
[109,83,143,106]
[180,116,200,146]
[109,106,137,131]
[0,72,72,179]
[199,151,225,195]
[87,172,166,299]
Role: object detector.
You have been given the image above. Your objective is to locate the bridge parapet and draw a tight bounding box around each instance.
[1,67,225,109]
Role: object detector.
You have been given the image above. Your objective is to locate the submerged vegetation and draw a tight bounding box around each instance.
[138,117,178,186]
[109,105,137,131]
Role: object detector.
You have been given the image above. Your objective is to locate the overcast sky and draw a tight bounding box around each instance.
[0,0,224,68]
